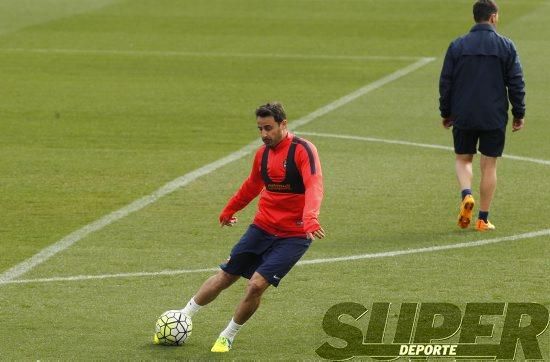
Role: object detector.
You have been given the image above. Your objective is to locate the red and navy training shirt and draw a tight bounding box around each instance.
[221,132,323,237]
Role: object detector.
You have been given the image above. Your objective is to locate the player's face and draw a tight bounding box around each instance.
[257,116,288,148]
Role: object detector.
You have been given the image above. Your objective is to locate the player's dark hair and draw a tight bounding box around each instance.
[255,102,287,123]
[473,0,498,22]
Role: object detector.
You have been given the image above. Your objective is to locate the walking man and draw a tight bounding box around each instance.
[439,0,526,231]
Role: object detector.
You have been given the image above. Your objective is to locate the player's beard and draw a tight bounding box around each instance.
[262,129,286,148]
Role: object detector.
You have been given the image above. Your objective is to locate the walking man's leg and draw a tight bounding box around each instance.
[456,154,475,228]
[477,155,497,231]
[456,154,474,191]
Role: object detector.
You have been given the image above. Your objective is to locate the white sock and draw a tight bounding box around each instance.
[180,297,202,317]
[219,318,243,341]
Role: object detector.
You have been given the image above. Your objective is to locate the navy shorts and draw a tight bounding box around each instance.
[452,127,506,157]
[220,224,311,287]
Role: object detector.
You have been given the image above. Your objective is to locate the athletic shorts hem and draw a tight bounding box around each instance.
[452,127,505,157]
[220,225,311,287]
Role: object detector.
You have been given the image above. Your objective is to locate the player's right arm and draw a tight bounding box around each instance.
[439,42,455,126]
[219,149,264,226]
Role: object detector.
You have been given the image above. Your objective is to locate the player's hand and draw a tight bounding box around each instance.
[512,118,524,132]
[219,212,238,227]
[306,227,325,241]
[442,117,453,129]
[220,217,237,227]
[222,217,238,227]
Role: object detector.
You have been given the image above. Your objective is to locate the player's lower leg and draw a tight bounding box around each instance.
[211,272,270,352]
[183,271,240,315]
[476,210,495,230]
[479,155,497,212]
[180,297,202,317]
[455,154,474,192]
[154,271,240,344]
[477,155,497,231]
[455,154,475,228]
[211,319,242,352]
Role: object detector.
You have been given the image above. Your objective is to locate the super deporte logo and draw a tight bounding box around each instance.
[316,302,549,360]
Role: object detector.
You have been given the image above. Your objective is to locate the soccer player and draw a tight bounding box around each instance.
[439,0,525,231]
[168,102,325,352]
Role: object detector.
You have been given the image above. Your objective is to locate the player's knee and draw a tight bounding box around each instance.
[246,277,269,297]
[246,283,264,298]
[456,154,474,163]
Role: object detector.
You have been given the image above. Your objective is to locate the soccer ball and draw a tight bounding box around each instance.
[154,310,192,346]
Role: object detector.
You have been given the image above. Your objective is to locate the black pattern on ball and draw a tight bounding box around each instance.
[155,310,192,346]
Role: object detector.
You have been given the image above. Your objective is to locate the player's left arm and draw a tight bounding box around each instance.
[296,140,325,240]
[505,41,526,132]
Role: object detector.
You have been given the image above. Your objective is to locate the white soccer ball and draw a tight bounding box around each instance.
[154,310,192,346]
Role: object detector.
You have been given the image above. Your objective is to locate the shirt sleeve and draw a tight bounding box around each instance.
[505,41,526,119]
[296,141,324,233]
[221,149,264,216]
[439,42,455,118]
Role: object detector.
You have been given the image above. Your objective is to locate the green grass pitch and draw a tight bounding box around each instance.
[0,0,548,360]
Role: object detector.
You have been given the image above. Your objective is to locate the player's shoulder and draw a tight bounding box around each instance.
[495,32,517,50]
[492,29,513,43]
[292,136,319,162]
[450,31,469,46]
[293,135,316,148]
[293,136,318,153]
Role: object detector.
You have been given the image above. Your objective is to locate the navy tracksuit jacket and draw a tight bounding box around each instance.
[439,23,526,130]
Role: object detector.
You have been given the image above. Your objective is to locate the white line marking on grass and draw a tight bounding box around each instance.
[0,47,433,62]
[3,228,548,285]
[299,229,550,266]
[297,131,550,166]
[290,58,436,129]
[0,57,436,285]
[0,268,220,285]
[500,154,550,166]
